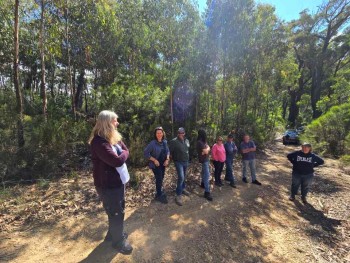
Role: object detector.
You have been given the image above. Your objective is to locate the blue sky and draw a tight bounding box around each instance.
[197,0,325,21]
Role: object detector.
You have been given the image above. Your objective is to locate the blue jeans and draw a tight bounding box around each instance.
[291,173,313,198]
[225,158,235,183]
[152,165,166,197]
[242,159,256,182]
[96,185,125,246]
[201,161,210,192]
[174,161,189,196]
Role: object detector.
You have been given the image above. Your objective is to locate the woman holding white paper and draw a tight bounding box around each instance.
[88,110,132,255]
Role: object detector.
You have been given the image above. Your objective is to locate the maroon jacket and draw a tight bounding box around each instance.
[90,135,129,188]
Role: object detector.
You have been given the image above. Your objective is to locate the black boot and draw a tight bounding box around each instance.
[104,231,128,242]
[229,182,237,188]
[112,239,133,255]
[204,191,213,201]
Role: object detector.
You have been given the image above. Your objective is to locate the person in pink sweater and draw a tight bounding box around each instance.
[212,136,226,186]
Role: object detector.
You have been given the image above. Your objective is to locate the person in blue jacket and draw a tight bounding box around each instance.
[287,142,324,204]
[144,127,170,204]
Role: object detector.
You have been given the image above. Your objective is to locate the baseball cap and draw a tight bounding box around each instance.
[178,127,185,134]
[302,142,312,147]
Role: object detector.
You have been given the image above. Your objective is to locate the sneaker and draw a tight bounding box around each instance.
[229,182,237,188]
[200,182,205,188]
[289,196,295,201]
[155,194,168,204]
[182,189,190,196]
[301,197,308,204]
[204,192,213,201]
[112,239,133,255]
[175,195,183,206]
[242,177,248,183]
[252,180,262,185]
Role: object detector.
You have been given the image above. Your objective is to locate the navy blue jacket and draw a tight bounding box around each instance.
[144,139,170,169]
[287,150,324,175]
[224,141,237,161]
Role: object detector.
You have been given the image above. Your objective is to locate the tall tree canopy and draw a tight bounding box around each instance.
[1,0,350,182]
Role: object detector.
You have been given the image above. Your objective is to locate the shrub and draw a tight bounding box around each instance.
[301,103,350,157]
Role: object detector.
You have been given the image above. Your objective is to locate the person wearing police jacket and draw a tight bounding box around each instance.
[287,142,324,204]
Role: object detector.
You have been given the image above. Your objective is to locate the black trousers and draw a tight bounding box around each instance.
[213,161,224,184]
[96,185,125,246]
[152,165,166,197]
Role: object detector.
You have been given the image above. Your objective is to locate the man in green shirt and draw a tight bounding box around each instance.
[169,127,190,206]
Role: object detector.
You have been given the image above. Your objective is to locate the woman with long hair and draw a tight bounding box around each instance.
[144,127,170,204]
[88,110,132,254]
[196,129,213,201]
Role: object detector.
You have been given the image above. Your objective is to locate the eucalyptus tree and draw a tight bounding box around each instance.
[141,0,201,135]
[0,1,14,82]
[291,0,350,120]
[14,0,25,147]
[202,0,287,141]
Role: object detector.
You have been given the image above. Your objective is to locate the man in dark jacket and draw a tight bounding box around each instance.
[287,142,324,204]
[168,127,190,206]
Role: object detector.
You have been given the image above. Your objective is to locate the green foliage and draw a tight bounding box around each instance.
[340,155,350,166]
[297,94,313,125]
[302,103,350,156]
[92,78,170,166]
[1,0,350,184]
[1,110,91,182]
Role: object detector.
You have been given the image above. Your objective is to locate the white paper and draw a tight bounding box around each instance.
[116,163,130,184]
[112,144,130,184]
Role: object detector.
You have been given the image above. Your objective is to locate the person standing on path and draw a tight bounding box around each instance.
[224,133,238,188]
[196,129,213,201]
[144,127,170,204]
[212,136,226,187]
[168,127,190,206]
[88,110,133,254]
[240,134,262,185]
[287,142,324,204]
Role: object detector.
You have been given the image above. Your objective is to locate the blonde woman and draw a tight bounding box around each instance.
[88,110,132,254]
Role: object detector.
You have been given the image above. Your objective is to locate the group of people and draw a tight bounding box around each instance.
[88,110,324,255]
[144,127,262,205]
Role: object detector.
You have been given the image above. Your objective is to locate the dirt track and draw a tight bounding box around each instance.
[1,141,350,263]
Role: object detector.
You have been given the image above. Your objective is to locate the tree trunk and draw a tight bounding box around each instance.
[74,70,85,110]
[49,61,55,100]
[287,88,299,127]
[14,0,25,148]
[169,62,174,137]
[65,0,75,118]
[310,63,323,119]
[40,0,47,120]
[282,96,288,120]
[84,92,88,113]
